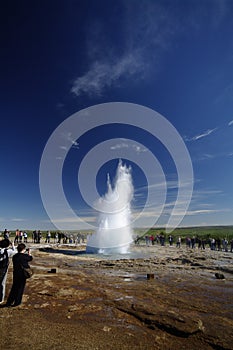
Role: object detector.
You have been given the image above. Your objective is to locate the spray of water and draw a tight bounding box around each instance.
[86,160,134,254]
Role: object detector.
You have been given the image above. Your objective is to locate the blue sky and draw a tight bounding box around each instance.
[1,0,233,231]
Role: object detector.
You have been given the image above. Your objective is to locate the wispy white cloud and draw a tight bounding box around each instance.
[132,180,229,228]
[184,127,218,142]
[132,144,147,153]
[197,153,217,161]
[58,132,79,156]
[110,142,147,153]
[110,142,129,150]
[71,2,177,97]
[68,135,79,149]
[182,189,229,218]
[61,132,79,149]
[70,0,231,99]
[192,189,223,197]
[181,209,227,216]
[194,151,233,161]
[228,120,233,126]
[52,216,96,224]
[71,54,144,97]
[133,179,194,217]
[134,178,193,195]
[59,146,68,151]
[11,218,25,222]
[131,204,230,229]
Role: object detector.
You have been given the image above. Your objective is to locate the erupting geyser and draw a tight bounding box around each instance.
[86,160,134,254]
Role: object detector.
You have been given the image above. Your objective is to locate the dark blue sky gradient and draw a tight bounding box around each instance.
[1,0,233,230]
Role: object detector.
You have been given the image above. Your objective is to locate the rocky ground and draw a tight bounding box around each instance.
[1,243,233,350]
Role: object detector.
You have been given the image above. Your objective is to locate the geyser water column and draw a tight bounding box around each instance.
[86,160,134,254]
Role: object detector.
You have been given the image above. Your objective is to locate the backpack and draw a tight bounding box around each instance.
[0,249,9,269]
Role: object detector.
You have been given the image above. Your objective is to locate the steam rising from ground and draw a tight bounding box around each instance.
[86,160,133,254]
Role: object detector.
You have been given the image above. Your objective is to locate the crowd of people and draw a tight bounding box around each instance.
[140,233,233,252]
[0,229,86,245]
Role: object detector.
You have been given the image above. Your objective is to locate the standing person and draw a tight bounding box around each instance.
[37,230,42,243]
[58,232,62,244]
[201,238,206,250]
[223,238,228,252]
[23,231,28,243]
[186,237,191,248]
[0,239,16,304]
[19,231,23,243]
[176,236,181,248]
[54,232,58,243]
[45,231,51,243]
[5,243,33,307]
[168,235,173,246]
[230,239,233,253]
[14,229,20,244]
[191,236,196,249]
[3,229,9,239]
[211,238,216,250]
[33,230,38,243]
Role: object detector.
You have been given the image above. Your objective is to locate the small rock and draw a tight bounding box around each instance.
[68,305,79,312]
[215,273,225,279]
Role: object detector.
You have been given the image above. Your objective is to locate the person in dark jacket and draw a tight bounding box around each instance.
[0,239,16,303]
[5,243,33,307]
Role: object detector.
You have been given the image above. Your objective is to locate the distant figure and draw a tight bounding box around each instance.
[19,231,23,243]
[3,229,9,239]
[14,229,20,244]
[230,239,233,253]
[37,230,42,244]
[222,238,228,252]
[32,230,36,243]
[23,231,28,243]
[186,237,191,248]
[0,239,16,303]
[191,236,196,249]
[168,235,173,246]
[45,231,51,243]
[197,238,201,249]
[5,243,33,307]
[145,235,150,246]
[58,232,62,244]
[216,238,221,251]
[211,238,216,250]
[54,232,58,243]
[201,238,206,250]
[176,236,181,248]
[160,234,165,246]
[150,235,155,245]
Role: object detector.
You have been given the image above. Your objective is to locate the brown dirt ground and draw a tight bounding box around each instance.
[1,244,233,350]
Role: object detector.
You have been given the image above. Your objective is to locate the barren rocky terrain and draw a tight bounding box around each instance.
[1,243,233,350]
